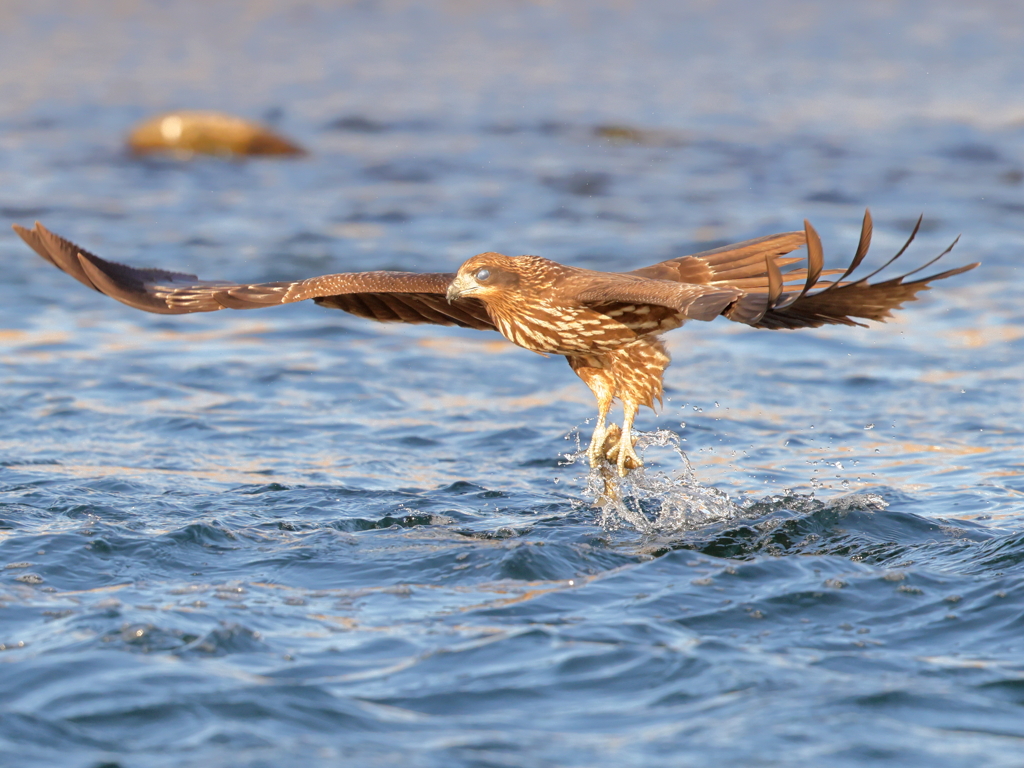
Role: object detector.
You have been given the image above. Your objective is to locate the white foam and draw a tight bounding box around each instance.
[565,429,741,534]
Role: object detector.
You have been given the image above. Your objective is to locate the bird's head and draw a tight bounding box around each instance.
[446,252,526,304]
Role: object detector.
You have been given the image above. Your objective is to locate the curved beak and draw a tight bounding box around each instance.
[446,274,471,304]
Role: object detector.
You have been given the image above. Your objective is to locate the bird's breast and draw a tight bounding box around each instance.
[488,300,683,355]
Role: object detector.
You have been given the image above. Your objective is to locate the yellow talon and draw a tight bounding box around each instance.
[600,423,641,475]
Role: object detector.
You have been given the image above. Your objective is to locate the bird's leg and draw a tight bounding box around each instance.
[567,355,617,469]
[587,394,613,468]
[601,338,670,475]
[611,400,641,476]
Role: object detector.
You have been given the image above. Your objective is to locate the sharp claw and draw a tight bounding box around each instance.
[601,424,622,460]
[616,438,641,476]
[602,424,641,475]
[587,421,641,475]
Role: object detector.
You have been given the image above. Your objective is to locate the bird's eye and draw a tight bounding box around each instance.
[475,268,491,282]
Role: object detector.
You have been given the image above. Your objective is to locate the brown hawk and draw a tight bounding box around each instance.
[12,212,976,475]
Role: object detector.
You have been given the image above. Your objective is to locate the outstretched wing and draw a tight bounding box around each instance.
[622,211,978,329]
[12,222,495,330]
[629,230,809,285]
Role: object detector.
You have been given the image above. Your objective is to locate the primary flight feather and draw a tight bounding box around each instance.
[12,212,977,475]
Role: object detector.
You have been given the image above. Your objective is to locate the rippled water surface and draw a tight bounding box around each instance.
[2,2,1024,766]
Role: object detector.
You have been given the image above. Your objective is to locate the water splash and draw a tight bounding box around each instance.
[565,429,741,534]
[565,430,893,539]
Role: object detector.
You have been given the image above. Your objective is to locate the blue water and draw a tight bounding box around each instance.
[1,2,1024,766]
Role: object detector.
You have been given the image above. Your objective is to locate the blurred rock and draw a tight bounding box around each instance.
[326,114,388,133]
[593,124,687,146]
[127,111,306,158]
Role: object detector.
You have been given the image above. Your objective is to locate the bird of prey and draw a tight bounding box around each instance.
[12,213,976,475]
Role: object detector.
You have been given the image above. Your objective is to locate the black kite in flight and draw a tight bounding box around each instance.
[13,212,976,475]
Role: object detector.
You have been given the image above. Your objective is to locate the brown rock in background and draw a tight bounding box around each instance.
[128,111,306,158]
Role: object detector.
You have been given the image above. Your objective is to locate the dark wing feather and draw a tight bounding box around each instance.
[754,263,977,329]
[620,212,977,329]
[13,222,495,330]
[13,222,205,307]
[750,213,978,329]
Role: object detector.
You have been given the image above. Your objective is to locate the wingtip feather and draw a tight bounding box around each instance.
[31,223,104,292]
[12,222,59,267]
[76,252,190,315]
